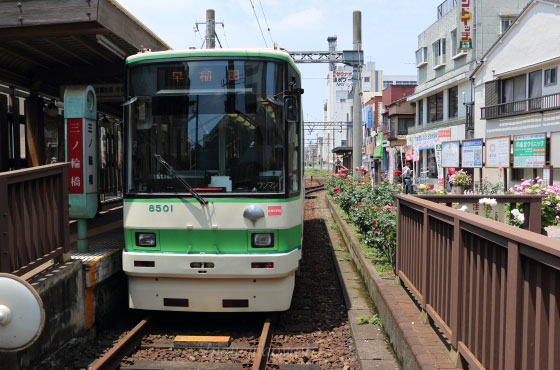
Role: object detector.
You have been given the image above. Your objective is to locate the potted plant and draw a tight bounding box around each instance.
[448,169,472,194]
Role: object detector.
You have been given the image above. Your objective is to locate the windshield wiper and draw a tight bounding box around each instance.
[154,154,208,206]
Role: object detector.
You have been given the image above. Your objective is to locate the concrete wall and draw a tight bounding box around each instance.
[0,261,128,370]
[0,261,85,370]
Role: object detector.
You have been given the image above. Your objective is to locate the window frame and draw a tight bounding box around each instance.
[545,67,557,86]
[416,47,428,68]
[432,38,447,69]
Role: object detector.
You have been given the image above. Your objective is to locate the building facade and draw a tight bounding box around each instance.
[407,0,528,185]
[472,0,560,185]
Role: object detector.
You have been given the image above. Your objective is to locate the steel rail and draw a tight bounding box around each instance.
[90,317,150,370]
[251,314,275,370]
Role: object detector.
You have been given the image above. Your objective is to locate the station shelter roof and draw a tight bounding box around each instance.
[0,0,170,116]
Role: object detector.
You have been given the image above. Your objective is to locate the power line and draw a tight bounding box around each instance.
[248,0,268,47]
[257,0,274,46]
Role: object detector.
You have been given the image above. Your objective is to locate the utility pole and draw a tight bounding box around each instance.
[206,9,216,49]
[352,11,362,175]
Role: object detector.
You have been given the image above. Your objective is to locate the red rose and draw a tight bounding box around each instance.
[333,186,340,192]
[372,219,376,224]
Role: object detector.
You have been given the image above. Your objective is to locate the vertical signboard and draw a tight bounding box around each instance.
[435,143,444,186]
[66,118,84,193]
[513,133,546,168]
[486,136,510,168]
[458,0,473,50]
[441,141,460,168]
[64,86,98,219]
[461,138,483,168]
[551,131,560,167]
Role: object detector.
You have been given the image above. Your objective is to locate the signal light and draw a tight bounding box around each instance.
[251,262,274,269]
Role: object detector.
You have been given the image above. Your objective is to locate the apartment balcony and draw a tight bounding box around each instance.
[481,92,560,120]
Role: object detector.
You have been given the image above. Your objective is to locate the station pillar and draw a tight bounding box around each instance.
[64,86,98,252]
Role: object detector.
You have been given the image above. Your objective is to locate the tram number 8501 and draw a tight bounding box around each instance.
[148,204,174,213]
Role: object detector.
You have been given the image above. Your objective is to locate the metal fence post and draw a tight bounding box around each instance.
[421,207,429,321]
[504,240,522,370]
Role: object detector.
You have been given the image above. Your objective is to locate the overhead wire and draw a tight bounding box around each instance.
[248,0,268,47]
[257,0,274,46]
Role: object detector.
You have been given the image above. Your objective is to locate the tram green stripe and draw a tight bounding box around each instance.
[124,196,301,203]
[125,225,302,254]
[126,51,301,76]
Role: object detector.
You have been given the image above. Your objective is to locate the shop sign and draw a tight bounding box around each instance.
[513,133,546,168]
[551,131,560,167]
[441,141,460,168]
[435,143,443,185]
[458,0,473,50]
[486,136,510,168]
[461,139,483,168]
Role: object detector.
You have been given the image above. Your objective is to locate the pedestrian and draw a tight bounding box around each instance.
[403,161,412,194]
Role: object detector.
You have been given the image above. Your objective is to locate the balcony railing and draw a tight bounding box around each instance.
[437,0,457,19]
[481,92,560,120]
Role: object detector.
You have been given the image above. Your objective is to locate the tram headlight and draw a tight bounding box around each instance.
[136,232,156,247]
[251,233,274,248]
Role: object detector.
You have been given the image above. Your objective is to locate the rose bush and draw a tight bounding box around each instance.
[326,174,400,270]
[509,178,560,232]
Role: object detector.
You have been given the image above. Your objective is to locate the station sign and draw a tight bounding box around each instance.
[64,86,98,219]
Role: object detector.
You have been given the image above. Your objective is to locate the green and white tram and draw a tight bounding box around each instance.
[122,49,304,312]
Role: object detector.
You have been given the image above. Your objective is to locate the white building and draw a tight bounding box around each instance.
[407,0,528,185]
[321,62,416,170]
[471,0,560,185]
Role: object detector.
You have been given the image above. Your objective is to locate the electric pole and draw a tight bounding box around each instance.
[352,11,363,175]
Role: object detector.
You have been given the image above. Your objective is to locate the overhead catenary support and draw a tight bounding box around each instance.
[352,10,363,175]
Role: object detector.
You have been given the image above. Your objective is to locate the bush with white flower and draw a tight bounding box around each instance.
[510,208,525,227]
[479,198,497,219]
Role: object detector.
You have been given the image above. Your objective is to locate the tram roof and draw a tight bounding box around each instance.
[126,48,300,75]
[0,0,170,116]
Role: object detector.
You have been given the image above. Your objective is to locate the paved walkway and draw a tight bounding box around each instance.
[314,195,401,370]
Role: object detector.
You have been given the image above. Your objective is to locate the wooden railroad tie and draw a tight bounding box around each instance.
[173,335,232,348]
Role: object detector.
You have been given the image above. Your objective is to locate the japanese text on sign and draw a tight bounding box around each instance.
[458,0,473,50]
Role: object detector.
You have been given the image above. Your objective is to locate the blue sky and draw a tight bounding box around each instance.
[118,0,444,127]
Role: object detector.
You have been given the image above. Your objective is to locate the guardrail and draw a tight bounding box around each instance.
[396,194,560,370]
[481,92,560,120]
[414,194,543,233]
[0,163,70,276]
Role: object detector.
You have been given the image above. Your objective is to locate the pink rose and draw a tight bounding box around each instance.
[385,205,392,211]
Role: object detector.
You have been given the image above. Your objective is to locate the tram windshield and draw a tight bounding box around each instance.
[126,60,292,195]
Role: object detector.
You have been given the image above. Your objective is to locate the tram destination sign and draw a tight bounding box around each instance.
[513,133,546,168]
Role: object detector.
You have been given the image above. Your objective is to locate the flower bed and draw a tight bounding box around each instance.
[326,174,400,270]
[509,177,560,231]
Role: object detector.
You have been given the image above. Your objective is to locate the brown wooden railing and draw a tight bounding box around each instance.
[481,92,560,120]
[414,194,543,233]
[0,163,70,276]
[396,194,560,370]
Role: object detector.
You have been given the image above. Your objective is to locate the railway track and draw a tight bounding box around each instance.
[88,314,320,370]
